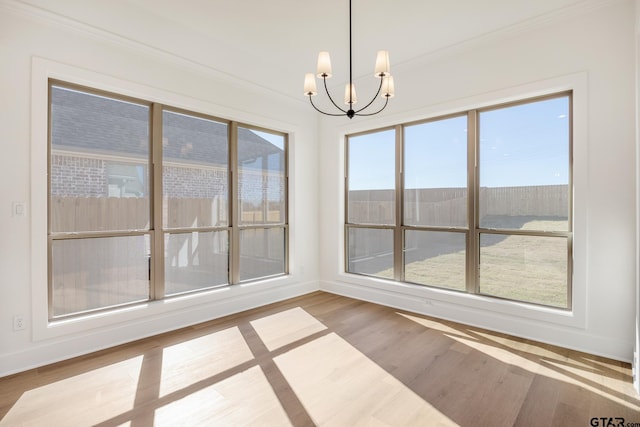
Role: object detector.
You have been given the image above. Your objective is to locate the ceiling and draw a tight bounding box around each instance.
[16,0,591,101]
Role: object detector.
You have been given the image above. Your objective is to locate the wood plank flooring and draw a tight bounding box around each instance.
[1,291,639,426]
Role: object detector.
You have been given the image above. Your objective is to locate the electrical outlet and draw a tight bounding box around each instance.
[13,315,25,331]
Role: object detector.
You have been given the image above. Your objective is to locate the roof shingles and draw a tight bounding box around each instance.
[51,85,282,165]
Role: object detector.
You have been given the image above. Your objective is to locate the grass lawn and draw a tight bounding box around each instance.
[379,220,568,308]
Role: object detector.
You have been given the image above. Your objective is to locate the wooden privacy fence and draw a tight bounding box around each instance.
[349,185,569,225]
[165,197,228,228]
[51,196,284,232]
[479,185,568,217]
[51,196,150,232]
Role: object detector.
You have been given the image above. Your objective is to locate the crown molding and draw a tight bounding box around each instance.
[0,0,305,105]
[0,0,624,103]
[394,0,625,71]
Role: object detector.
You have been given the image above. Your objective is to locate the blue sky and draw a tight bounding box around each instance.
[251,129,285,151]
[349,96,569,190]
[241,129,285,172]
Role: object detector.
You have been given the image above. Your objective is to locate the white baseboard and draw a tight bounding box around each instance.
[0,280,318,378]
[3,279,632,378]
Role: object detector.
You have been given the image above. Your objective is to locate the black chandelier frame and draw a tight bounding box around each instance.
[305,0,392,119]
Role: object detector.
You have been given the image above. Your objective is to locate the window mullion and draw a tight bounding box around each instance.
[467,110,479,294]
[229,122,240,285]
[567,94,574,309]
[344,137,350,271]
[394,124,403,282]
[151,103,165,300]
[284,134,290,275]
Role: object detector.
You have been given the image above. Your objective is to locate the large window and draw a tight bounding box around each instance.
[346,93,571,309]
[49,82,288,319]
[237,128,287,281]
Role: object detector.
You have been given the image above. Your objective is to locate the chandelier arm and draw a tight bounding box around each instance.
[309,95,348,117]
[354,76,384,114]
[322,76,348,114]
[354,96,390,117]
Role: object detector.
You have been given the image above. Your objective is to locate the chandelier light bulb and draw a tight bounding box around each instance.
[381,75,395,98]
[304,73,317,96]
[344,83,357,105]
[316,52,332,78]
[374,51,390,77]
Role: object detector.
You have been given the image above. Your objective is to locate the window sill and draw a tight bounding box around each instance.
[334,272,585,330]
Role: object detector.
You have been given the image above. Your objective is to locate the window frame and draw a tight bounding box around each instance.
[345,91,573,310]
[232,122,289,284]
[47,80,289,320]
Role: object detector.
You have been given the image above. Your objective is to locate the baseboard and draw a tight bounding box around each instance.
[0,280,319,378]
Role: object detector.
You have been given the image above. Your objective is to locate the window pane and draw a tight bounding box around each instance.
[165,231,228,295]
[239,228,285,281]
[51,235,150,317]
[404,116,467,227]
[479,233,568,308]
[479,96,570,231]
[347,227,394,279]
[238,128,286,225]
[240,227,285,281]
[163,111,229,229]
[404,230,466,291]
[348,130,395,225]
[50,86,150,233]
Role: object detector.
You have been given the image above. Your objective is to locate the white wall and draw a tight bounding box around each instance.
[0,4,319,376]
[0,0,636,377]
[319,0,637,361]
[634,0,640,392]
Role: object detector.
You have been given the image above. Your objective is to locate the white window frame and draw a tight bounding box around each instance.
[31,58,292,341]
[338,73,587,329]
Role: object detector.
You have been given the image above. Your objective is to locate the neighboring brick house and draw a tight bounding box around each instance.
[50,86,284,210]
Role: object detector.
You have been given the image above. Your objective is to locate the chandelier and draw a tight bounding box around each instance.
[303,0,395,119]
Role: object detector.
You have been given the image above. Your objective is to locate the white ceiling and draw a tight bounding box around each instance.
[16,0,591,100]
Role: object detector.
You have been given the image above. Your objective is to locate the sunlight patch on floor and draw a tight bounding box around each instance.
[274,332,457,426]
[540,358,640,410]
[154,365,292,426]
[397,312,476,340]
[399,312,640,413]
[453,334,639,410]
[0,356,143,426]
[250,306,327,351]
[159,326,254,397]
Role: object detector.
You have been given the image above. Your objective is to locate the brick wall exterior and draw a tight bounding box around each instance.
[51,154,107,197]
[50,154,284,202]
[239,170,285,203]
[163,164,228,199]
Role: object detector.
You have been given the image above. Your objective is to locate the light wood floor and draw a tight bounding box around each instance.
[1,291,639,426]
